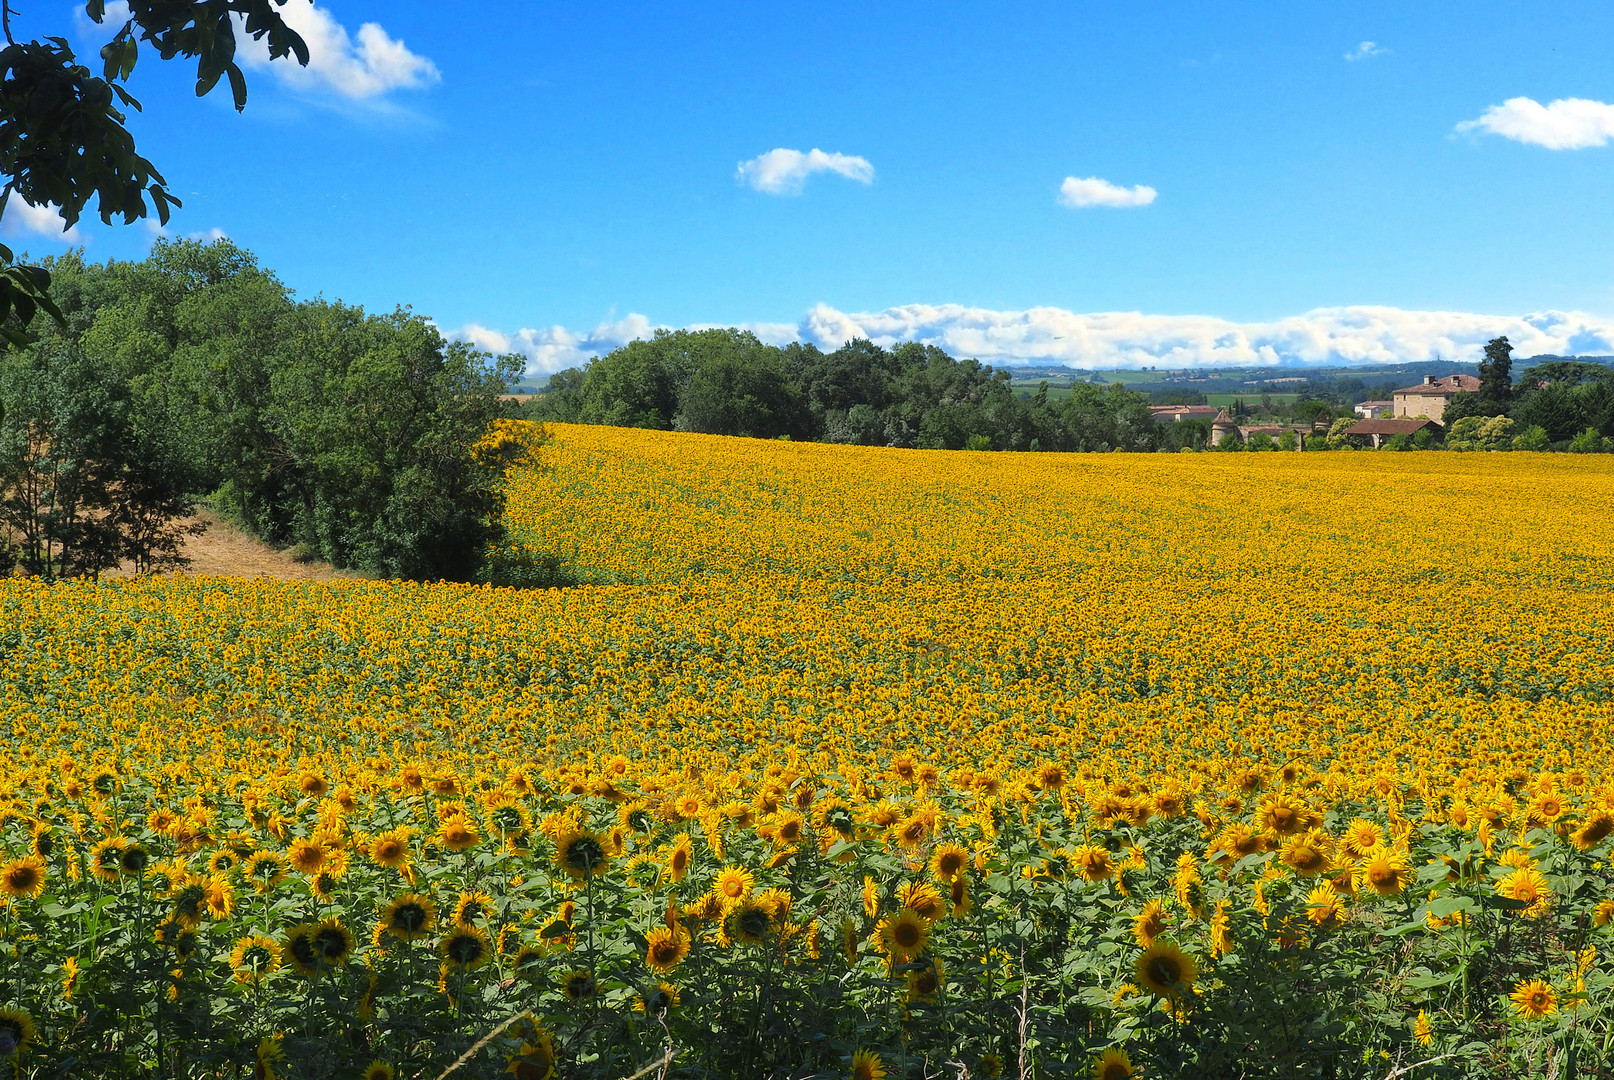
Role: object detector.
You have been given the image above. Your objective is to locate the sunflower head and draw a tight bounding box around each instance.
[1135,941,1197,998]
[380,893,438,941]
[440,925,492,970]
[554,830,609,880]
[560,969,596,1000]
[0,1009,36,1055]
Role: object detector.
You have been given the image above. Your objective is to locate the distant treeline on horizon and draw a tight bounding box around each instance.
[517,328,1614,452]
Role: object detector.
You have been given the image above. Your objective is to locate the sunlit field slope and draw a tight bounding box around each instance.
[4,424,1614,1078]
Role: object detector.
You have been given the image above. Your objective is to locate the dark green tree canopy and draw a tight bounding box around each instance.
[1476,335,1513,411]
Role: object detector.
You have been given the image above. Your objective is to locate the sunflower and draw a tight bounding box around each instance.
[360,1063,396,1080]
[379,893,439,941]
[1305,882,1346,927]
[1069,844,1114,883]
[506,1030,558,1080]
[287,838,328,875]
[861,875,880,918]
[255,1034,286,1080]
[905,956,944,1002]
[850,1048,886,1080]
[664,835,693,883]
[876,909,930,962]
[370,829,412,871]
[725,899,772,945]
[949,875,972,918]
[1496,868,1553,918]
[1135,941,1197,998]
[929,842,970,882]
[553,830,609,881]
[485,797,530,840]
[230,934,281,983]
[438,815,481,853]
[310,918,354,966]
[899,880,945,921]
[30,823,53,859]
[1414,1009,1433,1046]
[440,925,492,970]
[1256,792,1316,837]
[0,1009,36,1055]
[636,981,681,1014]
[453,890,495,925]
[89,836,131,882]
[1212,823,1262,864]
[1,855,46,899]
[1509,978,1557,1020]
[1353,846,1411,897]
[282,924,321,977]
[119,842,150,876]
[1091,1048,1135,1080]
[1280,830,1334,877]
[645,925,692,973]
[1131,899,1170,948]
[244,850,288,892]
[712,865,755,909]
[1573,811,1614,851]
[207,848,241,876]
[512,944,546,978]
[201,874,235,920]
[560,969,596,1000]
[1339,818,1385,858]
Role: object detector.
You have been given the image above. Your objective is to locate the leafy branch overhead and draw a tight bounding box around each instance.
[0,1,308,343]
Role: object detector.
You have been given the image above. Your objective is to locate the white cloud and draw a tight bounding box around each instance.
[237,0,439,100]
[1,198,83,242]
[736,148,875,195]
[1344,41,1387,61]
[1058,176,1156,209]
[1457,96,1614,150]
[461,303,1614,375]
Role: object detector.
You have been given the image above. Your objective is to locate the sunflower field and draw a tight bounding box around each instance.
[3,424,1614,1079]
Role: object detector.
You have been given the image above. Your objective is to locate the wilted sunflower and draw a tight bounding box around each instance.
[553,829,609,881]
[379,893,438,941]
[1135,941,1197,998]
[230,934,281,983]
[1510,978,1557,1020]
[439,924,491,970]
[1,855,46,899]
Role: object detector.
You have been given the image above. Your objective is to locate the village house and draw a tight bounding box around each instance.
[1148,404,1221,424]
[1392,374,1481,422]
[1342,417,1443,448]
[1208,409,1311,449]
[1353,400,1394,419]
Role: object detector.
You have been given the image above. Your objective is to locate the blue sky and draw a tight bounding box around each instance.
[8,1,1614,369]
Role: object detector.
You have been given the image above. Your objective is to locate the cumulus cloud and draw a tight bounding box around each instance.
[1344,41,1387,61]
[237,0,439,100]
[1058,176,1157,209]
[1457,96,1614,149]
[460,303,1614,375]
[1,198,84,242]
[736,148,875,195]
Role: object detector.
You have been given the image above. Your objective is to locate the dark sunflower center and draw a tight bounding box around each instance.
[1146,957,1181,986]
[393,903,427,931]
[447,934,484,964]
[565,837,605,868]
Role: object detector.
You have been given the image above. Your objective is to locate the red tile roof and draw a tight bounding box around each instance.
[1394,375,1480,396]
[1345,418,1442,436]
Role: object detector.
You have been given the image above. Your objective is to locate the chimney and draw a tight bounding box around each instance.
[1423,375,1434,385]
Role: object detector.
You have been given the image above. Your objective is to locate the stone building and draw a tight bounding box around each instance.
[1392,375,1481,422]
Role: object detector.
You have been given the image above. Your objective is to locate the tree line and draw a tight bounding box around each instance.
[1436,337,1614,450]
[0,241,524,581]
[528,329,1162,452]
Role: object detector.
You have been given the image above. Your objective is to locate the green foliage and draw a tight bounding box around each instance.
[1245,430,1275,451]
[1382,432,1413,451]
[1324,417,1356,450]
[1277,429,1299,452]
[0,239,521,582]
[1440,391,1487,428]
[1446,415,1516,452]
[964,433,992,451]
[1477,336,1514,412]
[1568,427,1613,454]
[0,1,308,342]
[1512,424,1550,452]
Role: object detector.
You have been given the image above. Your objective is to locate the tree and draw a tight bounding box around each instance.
[1477,336,1514,412]
[0,2,308,342]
